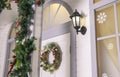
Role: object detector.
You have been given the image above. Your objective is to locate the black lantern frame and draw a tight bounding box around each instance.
[70,9,87,35]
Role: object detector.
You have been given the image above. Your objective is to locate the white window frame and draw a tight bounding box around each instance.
[90,0,119,77]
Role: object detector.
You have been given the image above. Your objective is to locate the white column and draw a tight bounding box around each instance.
[0,23,12,77]
[31,5,43,77]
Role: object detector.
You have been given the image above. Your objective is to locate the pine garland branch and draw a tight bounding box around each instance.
[0,0,45,77]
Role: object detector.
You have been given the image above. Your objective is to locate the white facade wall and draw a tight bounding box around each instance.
[65,0,92,77]
[0,0,92,77]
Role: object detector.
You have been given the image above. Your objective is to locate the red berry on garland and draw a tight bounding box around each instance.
[12,55,16,58]
[7,60,16,76]
[10,64,13,67]
[16,32,19,36]
[10,64,12,67]
[16,21,19,26]
[36,0,41,6]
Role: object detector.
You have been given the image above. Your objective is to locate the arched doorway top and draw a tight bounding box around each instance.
[43,0,73,15]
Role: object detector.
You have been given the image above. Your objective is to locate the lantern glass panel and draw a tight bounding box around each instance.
[76,16,80,26]
[72,16,80,27]
[72,17,76,27]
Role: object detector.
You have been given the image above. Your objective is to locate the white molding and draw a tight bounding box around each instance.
[94,0,116,9]
[89,0,98,77]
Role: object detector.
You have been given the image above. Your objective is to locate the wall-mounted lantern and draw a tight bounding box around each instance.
[70,9,87,35]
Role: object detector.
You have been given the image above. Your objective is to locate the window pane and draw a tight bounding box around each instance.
[97,38,120,77]
[95,5,116,37]
[51,4,70,26]
[50,4,61,25]
[94,0,101,3]
[43,3,70,31]
[117,2,120,33]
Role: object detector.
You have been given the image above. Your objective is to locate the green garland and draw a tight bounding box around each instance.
[0,0,7,13]
[0,0,9,13]
[40,42,62,73]
[9,0,36,77]
[0,0,45,77]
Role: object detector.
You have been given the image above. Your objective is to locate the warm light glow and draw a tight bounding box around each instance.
[43,3,70,31]
[94,0,101,3]
[76,16,80,26]
[81,17,86,26]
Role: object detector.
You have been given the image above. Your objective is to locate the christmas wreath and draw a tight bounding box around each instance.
[40,42,62,73]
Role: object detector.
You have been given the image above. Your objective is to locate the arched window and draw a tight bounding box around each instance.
[42,3,71,31]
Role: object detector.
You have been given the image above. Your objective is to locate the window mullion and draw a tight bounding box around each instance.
[50,4,61,25]
[97,35,116,41]
[114,3,120,65]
